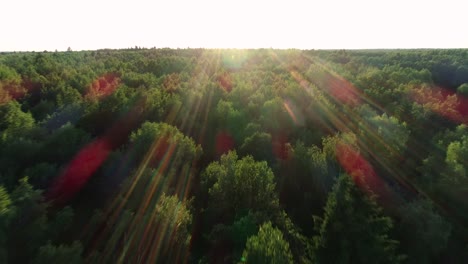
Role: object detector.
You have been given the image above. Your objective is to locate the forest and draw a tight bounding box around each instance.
[0,48,467,263]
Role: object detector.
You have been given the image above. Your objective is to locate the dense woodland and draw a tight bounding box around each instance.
[0,48,467,263]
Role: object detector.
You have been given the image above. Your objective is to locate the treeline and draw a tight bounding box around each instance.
[0,48,467,263]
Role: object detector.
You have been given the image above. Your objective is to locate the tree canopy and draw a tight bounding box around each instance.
[0,48,467,263]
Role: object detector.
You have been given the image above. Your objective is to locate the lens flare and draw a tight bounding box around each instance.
[47,138,111,203]
[336,142,391,201]
[412,85,468,125]
[216,130,235,156]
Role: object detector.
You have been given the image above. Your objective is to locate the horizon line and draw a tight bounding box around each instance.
[2,47,467,53]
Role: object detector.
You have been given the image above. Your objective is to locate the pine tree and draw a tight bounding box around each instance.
[312,174,404,264]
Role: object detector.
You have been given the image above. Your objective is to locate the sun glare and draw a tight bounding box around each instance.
[1,0,467,51]
[1,0,467,262]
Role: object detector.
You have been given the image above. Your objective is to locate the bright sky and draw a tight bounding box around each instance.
[2,0,467,51]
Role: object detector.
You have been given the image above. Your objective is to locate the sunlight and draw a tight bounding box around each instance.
[2,45,468,263]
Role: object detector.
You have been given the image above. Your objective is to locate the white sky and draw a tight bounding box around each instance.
[1,0,467,51]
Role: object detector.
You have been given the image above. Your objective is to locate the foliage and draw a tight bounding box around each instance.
[86,193,192,263]
[0,48,467,263]
[0,178,78,263]
[397,199,452,263]
[202,151,279,222]
[32,241,83,264]
[0,101,35,141]
[129,121,202,169]
[241,222,294,264]
[312,174,404,264]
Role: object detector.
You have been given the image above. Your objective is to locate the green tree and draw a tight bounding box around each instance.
[202,151,279,222]
[259,97,293,133]
[32,241,83,264]
[277,140,339,235]
[41,85,82,109]
[216,100,248,143]
[23,163,58,189]
[129,121,202,170]
[358,105,409,166]
[87,193,192,264]
[139,87,175,122]
[0,101,35,142]
[312,174,404,264]
[239,132,274,165]
[230,213,259,252]
[39,123,90,164]
[56,86,82,108]
[241,222,293,264]
[457,83,468,96]
[398,199,451,264]
[0,186,13,263]
[0,178,77,263]
[0,136,43,188]
[443,136,468,184]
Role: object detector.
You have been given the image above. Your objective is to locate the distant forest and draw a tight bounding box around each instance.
[0,48,467,263]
